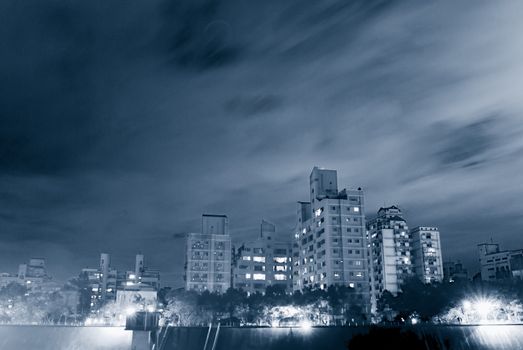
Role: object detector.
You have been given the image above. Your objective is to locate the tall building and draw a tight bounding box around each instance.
[410,226,444,283]
[293,167,370,308]
[367,206,412,304]
[478,242,523,281]
[185,214,232,293]
[233,220,293,295]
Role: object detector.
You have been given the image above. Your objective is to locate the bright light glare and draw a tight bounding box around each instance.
[146,305,156,312]
[125,307,136,316]
[474,300,494,319]
[300,320,313,329]
[411,317,418,325]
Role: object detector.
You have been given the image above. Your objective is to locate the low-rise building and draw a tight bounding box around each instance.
[478,242,523,281]
[443,261,468,282]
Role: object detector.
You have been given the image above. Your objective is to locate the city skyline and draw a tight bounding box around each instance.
[2,1,523,287]
[0,164,516,287]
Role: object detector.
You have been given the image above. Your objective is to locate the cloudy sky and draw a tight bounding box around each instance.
[1,0,523,286]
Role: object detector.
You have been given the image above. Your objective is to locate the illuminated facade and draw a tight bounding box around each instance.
[185,214,232,293]
[233,220,293,294]
[293,167,370,309]
[367,206,413,306]
[82,253,159,312]
[410,226,444,283]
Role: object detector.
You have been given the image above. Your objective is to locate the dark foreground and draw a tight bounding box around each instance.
[1,324,522,350]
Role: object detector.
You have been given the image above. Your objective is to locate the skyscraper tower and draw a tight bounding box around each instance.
[367,206,413,310]
[294,167,370,310]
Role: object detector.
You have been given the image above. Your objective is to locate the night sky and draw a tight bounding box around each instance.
[1,0,523,287]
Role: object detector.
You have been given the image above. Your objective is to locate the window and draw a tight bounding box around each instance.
[242,256,251,261]
[253,273,266,280]
[274,257,287,263]
[253,256,265,263]
[353,207,360,213]
[274,274,287,281]
[245,273,251,279]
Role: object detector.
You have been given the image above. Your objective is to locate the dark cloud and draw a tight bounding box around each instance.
[434,116,499,168]
[1,0,523,285]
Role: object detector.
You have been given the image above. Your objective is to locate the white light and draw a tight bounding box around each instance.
[125,307,136,316]
[129,274,136,280]
[253,273,265,280]
[411,317,418,325]
[300,320,313,330]
[146,305,155,313]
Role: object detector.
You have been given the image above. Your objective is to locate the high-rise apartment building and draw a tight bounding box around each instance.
[367,206,413,302]
[233,220,293,295]
[410,226,444,283]
[293,167,370,308]
[185,214,232,293]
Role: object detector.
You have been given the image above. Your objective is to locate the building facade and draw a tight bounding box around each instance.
[81,253,159,312]
[478,242,523,281]
[233,220,293,294]
[185,214,232,293]
[293,167,370,309]
[442,261,468,282]
[410,226,444,283]
[367,206,413,307]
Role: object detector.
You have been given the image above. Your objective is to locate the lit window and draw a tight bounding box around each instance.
[274,274,286,281]
[274,257,287,263]
[353,207,360,213]
[242,256,251,261]
[275,265,287,271]
[349,283,355,288]
[314,208,322,217]
[253,256,266,263]
[253,273,265,280]
[245,273,251,279]
[129,274,136,280]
